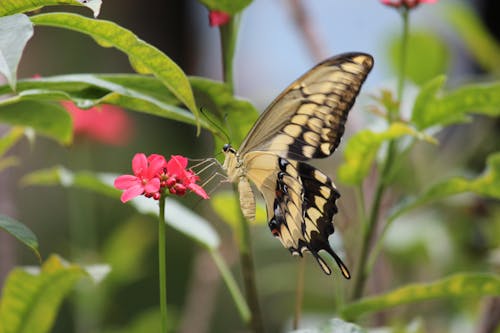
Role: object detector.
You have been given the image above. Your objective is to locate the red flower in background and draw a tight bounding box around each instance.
[209,10,230,27]
[114,153,209,203]
[380,0,437,9]
[61,101,133,146]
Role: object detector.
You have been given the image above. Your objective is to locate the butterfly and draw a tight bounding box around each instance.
[222,53,373,277]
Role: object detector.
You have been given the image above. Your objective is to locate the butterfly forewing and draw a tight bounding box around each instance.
[239,53,374,161]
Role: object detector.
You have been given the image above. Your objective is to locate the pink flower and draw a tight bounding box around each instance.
[61,101,133,146]
[209,10,230,27]
[114,153,166,203]
[380,0,437,9]
[165,155,209,199]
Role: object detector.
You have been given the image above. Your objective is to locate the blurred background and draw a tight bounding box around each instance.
[1,0,499,332]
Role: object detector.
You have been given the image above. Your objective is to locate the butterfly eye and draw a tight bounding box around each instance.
[222,144,231,152]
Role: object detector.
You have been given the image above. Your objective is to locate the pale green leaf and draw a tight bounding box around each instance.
[0,100,72,144]
[445,3,500,74]
[211,191,266,231]
[341,273,500,320]
[0,0,101,17]
[131,196,220,250]
[389,151,500,222]
[412,76,500,130]
[198,0,252,14]
[20,166,121,199]
[0,214,39,261]
[0,255,88,333]
[0,14,33,90]
[0,127,24,157]
[337,123,436,186]
[389,31,449,85]
[30,13,199,131]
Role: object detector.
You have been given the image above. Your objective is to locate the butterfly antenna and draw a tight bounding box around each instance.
[200,107,231,143]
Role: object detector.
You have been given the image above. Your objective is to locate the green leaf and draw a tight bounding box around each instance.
[0,14,33,90]
[131,196,220,250]
[20,166,121,199]
[341,273,500,320]
[198,0,252,14]
[0,214,39,261]
[102,217,155,284]
[211,191,266,231]
[0,0,101,17]
[337,123,436,186]
[445,3,500,74]
[412,76,500,130]
[0,127,24,157]
[389,31,449,85]
[190,77,259,155]
[21,168,220,250]
[0,255,88,333]
[0,100,72,144]
[30,13,199,132]
[389,151,500,222]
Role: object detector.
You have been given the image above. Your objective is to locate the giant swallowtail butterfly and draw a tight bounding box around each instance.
[222,53,373,277]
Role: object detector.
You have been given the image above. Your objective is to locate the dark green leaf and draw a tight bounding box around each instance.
[198,0,252,14]
[0,255,88,333]
[0,214,39,260]
[190,76,258,156]
[30,13,199,131]
[412,77,500,130]
[0,0,101,17]
[341,273,500,320]
[338,123,436,186]
[389,31,449,85]
[0,100,72,144]
[0,14,33,89]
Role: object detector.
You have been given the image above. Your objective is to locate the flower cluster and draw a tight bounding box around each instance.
[114,153,209,203]
[380,0,437,9]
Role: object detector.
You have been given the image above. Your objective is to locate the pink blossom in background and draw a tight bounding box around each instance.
[380,0,437,9]
[209,10,230,27]
[61,101,133,146]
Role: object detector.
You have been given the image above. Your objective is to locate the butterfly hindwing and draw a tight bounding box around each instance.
[249,154,350,277]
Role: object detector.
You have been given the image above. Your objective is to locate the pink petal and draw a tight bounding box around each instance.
[166,155,188,177]
[146,154,167,178]
[132,153,148,176]
[143,177,161,193]
[120,184,144,203]
[187,183,209,199]
[114,175,139,190]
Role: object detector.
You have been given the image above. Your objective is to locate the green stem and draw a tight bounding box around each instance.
[219,15,239,94]
[158,195,168,333]
[350,7,410,301]
[210,250,251,323]
[233,185,264,333]
[221,15,264,332]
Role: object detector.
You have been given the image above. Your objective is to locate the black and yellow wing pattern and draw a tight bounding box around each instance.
[222,52,373,277]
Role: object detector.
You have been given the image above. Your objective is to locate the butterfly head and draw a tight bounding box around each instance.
[222,143,236,154]
[222,144,240,181]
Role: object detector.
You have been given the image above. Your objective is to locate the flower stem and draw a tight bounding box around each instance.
[350,7,410,301]
[293,258,306,330]
[219,15,239,95]
[158,195,168,332]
